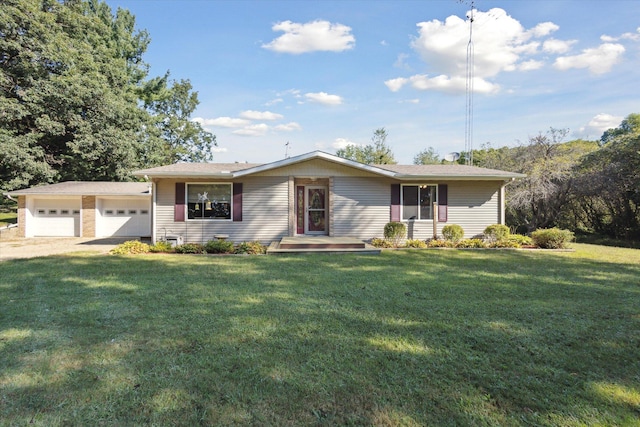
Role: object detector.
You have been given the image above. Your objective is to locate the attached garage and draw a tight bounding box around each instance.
[32,198,81,237]
[7,181,152,239]
[97,198,151,237]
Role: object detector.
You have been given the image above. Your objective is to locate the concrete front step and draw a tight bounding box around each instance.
[267,236,380,254]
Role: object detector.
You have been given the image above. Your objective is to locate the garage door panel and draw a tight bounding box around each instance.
[99,199,151,237]
[33,199,80,237]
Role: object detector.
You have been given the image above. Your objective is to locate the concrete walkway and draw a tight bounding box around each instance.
[0,237,131,261]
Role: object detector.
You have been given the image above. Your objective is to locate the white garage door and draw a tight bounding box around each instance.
[98,198,151,237]
[33,199,80,237]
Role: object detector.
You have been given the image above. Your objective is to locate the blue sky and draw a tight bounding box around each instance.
[106,0,640,164]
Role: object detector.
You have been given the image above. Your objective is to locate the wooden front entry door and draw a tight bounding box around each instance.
[305,186,327,235]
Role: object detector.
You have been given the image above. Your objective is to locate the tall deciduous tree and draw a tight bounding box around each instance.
[413,147,440,165]
[0,0,215,192]
[573,114,640,239]
[336,128,396,165]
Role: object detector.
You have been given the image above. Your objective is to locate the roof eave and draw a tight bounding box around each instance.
[393,174,525,181]
[232,150,397,178]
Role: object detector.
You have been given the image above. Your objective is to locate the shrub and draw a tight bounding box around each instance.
[204,239,234,254]
[489,239,521,249]
[508,234,533,246]
[175,243,206,254]
[427,239,455,248]
[455,238,487,248]
[484,224,510,242]
[234,241,267,255]
[442,224,464,243]
[383,222,407,247]
[149,240,174,253]
[371,237,394,248]
[110,240,150,255]
[532,228,574,249]
[404,239,427,248]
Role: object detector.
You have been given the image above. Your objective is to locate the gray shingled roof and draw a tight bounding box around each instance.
[374,164,525,179]
[131,151,524,180]
[133,162,261,177]
[7,181,151,196]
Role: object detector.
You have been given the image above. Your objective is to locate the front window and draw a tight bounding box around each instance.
[402,185,437,220]
[187,183,232,220]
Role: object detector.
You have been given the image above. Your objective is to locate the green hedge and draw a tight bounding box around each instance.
[532,228,574,249]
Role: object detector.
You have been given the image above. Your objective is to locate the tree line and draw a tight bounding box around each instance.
[338,116,640,241]
[0,0,215,192]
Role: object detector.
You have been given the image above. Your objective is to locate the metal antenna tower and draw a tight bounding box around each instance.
[464,1,475,165]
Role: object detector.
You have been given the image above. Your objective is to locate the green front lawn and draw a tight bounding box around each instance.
[1,245,639,425]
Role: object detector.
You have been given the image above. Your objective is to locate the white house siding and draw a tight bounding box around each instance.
[332,177,392,239]
[405,181,500,239]
[154,177,289,244]
[255,159,383,178]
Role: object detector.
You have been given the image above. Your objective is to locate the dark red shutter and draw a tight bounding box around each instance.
[438,184,448,222]
[233,183,242,222]
[391,184,400,222]
[296,186,304,235]
[175,182,185,222]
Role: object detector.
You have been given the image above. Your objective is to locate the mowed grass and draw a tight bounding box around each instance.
[1,245,639,426]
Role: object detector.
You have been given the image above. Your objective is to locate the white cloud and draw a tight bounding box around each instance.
[305,92,343,105]
[410,8,549,80]
[601,27,640,42]
[274,122,302,132]
[193,117,250,128]
[387,8,581,94]
[575,113,624,139]
[394,53,411,69]
[543,38,577,54]
[384,77,408,92]
[265,98,284,106]
[518,60,544,71]
[527,22,559,38]
[232,124,269,137]
[332,138,358,150]
[211,147,228,153]
[385,74,499,95]
[239,110,284,121]
[554,43,625,75]
[262,20,355,54]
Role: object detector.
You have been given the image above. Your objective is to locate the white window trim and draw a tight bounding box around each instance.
[400,183,438,221]
[186,182,233,221]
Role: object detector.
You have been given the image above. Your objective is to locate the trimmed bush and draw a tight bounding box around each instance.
[175,243,206,254]
[442,224,464,243]
[427,239,455,248]
[110,240,150,255]
[455,238,487,248]
[384,222,407,247]
[489,239,521,249]
[234,241,267,255]
[404,239,427,248]
[484,224,510,242]
[508,234,533,246]
[204,239,234,254]
[149,241,174,253]
[371,237,394,248]
[532,228,574,249]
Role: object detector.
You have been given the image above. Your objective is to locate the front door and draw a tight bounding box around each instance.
[305,186,327,235]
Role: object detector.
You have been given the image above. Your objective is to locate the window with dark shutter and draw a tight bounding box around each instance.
[175,182,185,222]
[390,184,400,222]
[233,183,243,222]
[438,184,448,222]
